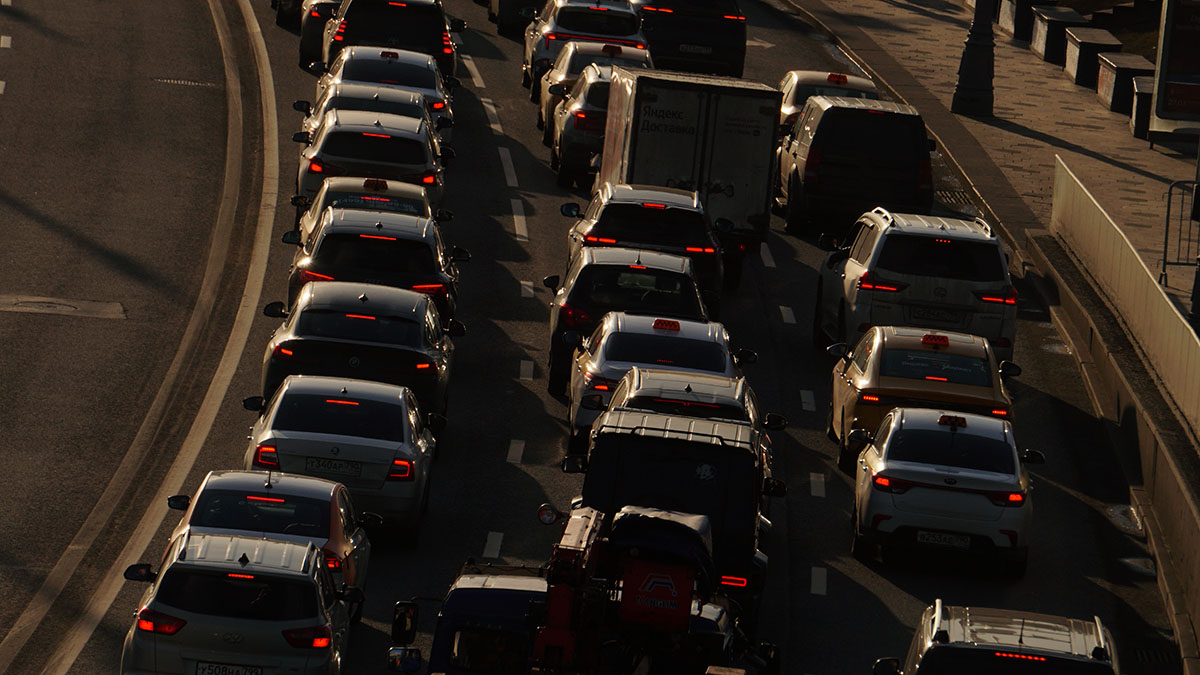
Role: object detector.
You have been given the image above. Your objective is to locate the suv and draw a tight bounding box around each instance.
[521,0,647,103]
[316,47,456,132]
[550,64,615,189]
[537,42,652,146]
[321,0,465,78]
[121,533,357,675]
[627,0,747,76]
[813,208,1017,361]
[776,97,933,233]
[873,599,1120,674]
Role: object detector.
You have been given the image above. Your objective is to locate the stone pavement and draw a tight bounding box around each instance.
[785,0,1199,300]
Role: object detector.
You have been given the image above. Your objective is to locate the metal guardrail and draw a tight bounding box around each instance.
[1159,180,1198,286]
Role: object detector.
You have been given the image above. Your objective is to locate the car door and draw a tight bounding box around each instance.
[571,322,606,400]
[838,329,875,439]
[338,488,371,589]
[316,562,351,653]
[841,218,879,319]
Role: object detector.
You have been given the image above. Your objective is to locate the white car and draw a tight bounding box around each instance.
[565,311,756,449]
[244,375,441,532]
[850,408,1044,577]
[317,46,455,132]
[521,0,646,103]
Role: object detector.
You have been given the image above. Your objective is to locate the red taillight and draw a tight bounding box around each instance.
[573,110,605,131]
[827,73,849,84]
[584,235,617,244]
[300,269,335,284]
[545,32,557,49]
[994,652,1046,662]
[431,100,446,110]
[975,287,1018,305]
[872,473,912,494]
[283,624,332,649]
[333,20,346,41]
[253,444,279,468]
[989,490,1026,507]
[322,548,342,570]
[859,394,881,403]
[412,283,447,298]
[652,319,680,330]
[135,607,186,635]
[442,31,454,54]
[723,13,746,19]
[307,158,342,176]
[924,375,948,382]
[415,361,433,370]
[247,495,286,503]
[719,575,748,587]
[583,372,619,391]
[274,346,295,359]
[421,171,437,185]
[642,202,666,209]
[387,458,414,481]
[921,334,950,347]
[857,271,907,292]
[643,4,675,10]
[560,303,591,328]
[310,9,321,17]
[803,147,822,182]
[991,408,1009,417]
[685,246,717,253]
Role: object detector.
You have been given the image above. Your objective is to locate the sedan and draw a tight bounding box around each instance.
[292,176,452,243]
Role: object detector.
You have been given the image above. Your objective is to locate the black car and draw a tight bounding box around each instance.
[628,0,747,76]
[299,0,339,69]
[542,246,709,394]
[261,281,463,414]
[283,208,469,323]
[322,0,465,79]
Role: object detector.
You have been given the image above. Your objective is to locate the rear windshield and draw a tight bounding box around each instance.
[321,191,430,217]
[188,489,331,539]
[585,81,611,108]
[320,132,428,164]
[314,233,437,273]
[297,309,422,346]
[624,396,748,421]
[156,569,318,620]
[448,629,531,674]
[343,4,446,45]
[342,60,438,90]
[572,266,704,318]
[603,333,727,372]
[325,95,426,121]
[789,85,876,107]
[879,350,993,387]
[273,393,406,441]
[594,205,709,246]
[639,0,741,11]
[570,53,648,73]
[815,109,926,161]
[885,429,1015,474]
[874,234,1006,282]
[556,8,640,35]
[914,647,1115,674]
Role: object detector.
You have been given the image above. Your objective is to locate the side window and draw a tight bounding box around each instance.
[316,563,337,609]
[850,330,874,372]
[336,490,355,532]
[744,389,760,426]
[874,414,894,454]
[424,310,440,347]
[849,222,877,262]
[587,324,606,355]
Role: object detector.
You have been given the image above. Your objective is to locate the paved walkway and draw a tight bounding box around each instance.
[788,0,1198,299]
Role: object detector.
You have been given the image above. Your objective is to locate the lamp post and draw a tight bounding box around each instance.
[951,0,998,117]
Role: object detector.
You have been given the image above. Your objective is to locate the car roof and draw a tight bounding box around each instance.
[321,207,434,239]
[939,603,1112,663]
[878,326,991,359]
[807,95,919,116]
[583,64,617,82]
[594,409,756,451]
[869,209,997,242]
[319,109,426,136]
[277,374,413,404]
[296,281,428,317]
[318,176,430,201]
[342,46,436,67]
[451,574,550,593]
[785,70,877,92]
[625,367,745,404]
[599,183,701,209]
[202,469,340,501]
[555,0,637,13]
[581,246,693,273]
[606,312,725,343]
[325,82,427,106]
[893,407,1011,440]
[172,533,318,577]
[569,42,650,59]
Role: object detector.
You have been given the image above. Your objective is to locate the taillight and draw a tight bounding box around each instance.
[559,303,591,328]
[989,490,1026,507]
[283,623,332,649]
[782,112,798,129]
[322,549,342,570]
[583,372,619,391]
[573,110,605,131]
[857,271,907,292]
[975,287,1018,305]
[414,360,436,372]
[307,157,343,176]
[719,575,748,587]
[803,147,822,182]
[685,246,717,253]
[990,408,1009,417]
[442,31,454,54]
[584,235,617,244]
[544,32,557,49]
[723,13,746,19]
[135,607,186,635]
[253,444,279,468]
[917,157,932,192]
[871,473,912,494]
[299,269,334,284]
[859,394,881,403]
[431,100,446,110]
[310,9,321,17]
[333,20,346,41]
[387,458,414,481]
[412,283,447,299]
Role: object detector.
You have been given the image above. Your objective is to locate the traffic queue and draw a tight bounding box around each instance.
[116,0,1124,673]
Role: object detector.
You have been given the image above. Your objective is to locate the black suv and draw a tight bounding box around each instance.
[628,0,747,76]
[322,0,465,78]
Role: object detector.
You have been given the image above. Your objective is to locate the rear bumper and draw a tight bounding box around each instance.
[860,501,1028,550]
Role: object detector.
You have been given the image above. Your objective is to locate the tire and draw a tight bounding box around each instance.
[837,435,857,476]
[536,109,544,130]
[556,163,575,189]
[549,144,560,171]
[567,428,589,455]
[275,3,289,26]
[851,508,871,562]
[825,403,838,443]
[530,80,540,103]
[1003,549,1028,580]
[542,117,553,147]
[547,354,568,395]
[349,596,365,624]
[784,176,805,235]
[521,68,531,88]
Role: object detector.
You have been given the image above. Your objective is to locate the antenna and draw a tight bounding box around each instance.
[1017,617,1026,646]
[238,553,250,567]
[359,293,369,303]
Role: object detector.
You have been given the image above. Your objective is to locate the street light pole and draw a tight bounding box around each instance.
[951,0,998,117]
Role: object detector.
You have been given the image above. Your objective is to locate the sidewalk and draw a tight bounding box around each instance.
[788,0,1197,301]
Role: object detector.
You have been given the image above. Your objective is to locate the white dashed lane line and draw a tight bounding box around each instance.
[520,360,534,380]
[0,36,10,49]
[0,82,6,95]
[520,281,534,297]
[800,389,815,411]
[483,532,504,559]
[480,97,503,135]
[810,472,826,498]
[459,54,485,88]
[510,198,529,242]
[507,440,525,464]
[498,147,518,187]
[779,305,795,324]
[811,566,827,595]
[759,242,776,268]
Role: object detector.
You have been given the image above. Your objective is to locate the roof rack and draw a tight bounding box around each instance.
[972,216,993,238]
[931,598,949,643]
[594,421,756,451]
[870,206,895,224]
[1091,616,1111,661]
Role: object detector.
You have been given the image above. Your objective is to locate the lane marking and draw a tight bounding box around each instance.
[810,472,826,498]
[507,439,525,464]
[759,242,776,268]
[0,36,10,49]
[811,566,827,595]
[0,295,124,319]
[480,97,503,135]
[483,531,504,559]
[510,198,529,242]
[800,389,815,412]
[1,1,10,6]
[460,54,485,88]
[0,81,6,95]
[520,280,534,297]
[779,305,795,324]
[36,0,280,671]
[498,147,518,187]
[520,360,534,380]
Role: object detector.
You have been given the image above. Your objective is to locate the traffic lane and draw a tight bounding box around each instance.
[0,0,229,646]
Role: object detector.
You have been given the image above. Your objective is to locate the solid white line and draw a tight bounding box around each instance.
[811,567,828,595]
[0,36,10,49]
[507,439,525,464]
[779,305,795,324]
[498,147,518,187]
[0,295,124,319]
[810,472,826,498]
[37,0,279,671]
[460,54,485,88]
[511,199,529,242]
[759,242,776,268]
[483,532,504,558]
[0,81,6,95]
[520,281,534,298]
[0,1,10,6]
[480,97,503,135]
[520,360,534,380]
[800,389,815,412]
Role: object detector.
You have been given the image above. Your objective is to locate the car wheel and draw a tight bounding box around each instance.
[812,280,827,349]
[547,354,568,395]
[549,144,560,170]
[556,163,575,189]
[542,118,553,147]
[275,4,289,26]
[850,508,871,562]
[1003,549,1028,580]
[784,176,805,235]
[522,68,531,88]
[837,433,857,476]
[530,80,540,103]
[536,108,545,130]
[825,402,838,443]
[567,428,588,455]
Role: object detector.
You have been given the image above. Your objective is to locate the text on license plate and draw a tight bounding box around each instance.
[910,306,961,323]
[196,662,263,675]
[306,457,362,477]
[678,43,712,54]
[916,530,971,549]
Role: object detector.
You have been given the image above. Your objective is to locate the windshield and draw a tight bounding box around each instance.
[447,629,530,674]
[885,429,1016,474]
[273,393,406,441]
[324,95,426,121]
[320,132,429,164]
[789,85,876,107]
[556,8,640,34]
[320,191,430,217]
[571,266,704,319]
[570,53,649,73]
[342,60,438,90]
[156,568,318,620]
[342,4,447,48]
[879,349,993,386]
[815,109,926,165]
[603,333,727,372]
[188,489,331,539]
[297,309,422,346]
[915,647,1116,674]
[314,233,437,273]
[593,204,709,247]
[624,396,748,421]
[874,234,1007,282]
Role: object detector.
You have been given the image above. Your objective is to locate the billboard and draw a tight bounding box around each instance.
[1154,0,1200,121]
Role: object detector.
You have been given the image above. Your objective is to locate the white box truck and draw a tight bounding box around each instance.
[597,67,780,288]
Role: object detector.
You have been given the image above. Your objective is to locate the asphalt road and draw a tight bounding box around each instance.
[0,0,1183,673]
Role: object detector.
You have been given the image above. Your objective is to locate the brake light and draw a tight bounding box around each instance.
[573,110,605,131]
[827,73,849,84]
[560,303,591,328]
[136,608,186,635]
[227,573,255,579]
[443,31,454,54]
[307,158,342,176]
[359,234,397,241]
[544,31,643,49]
[803,147,822,182]
[310,9,321,16]
[642,5,674,11]
[652,319,680,330]
[253,444,279,468]
[246,495,286,502]
[871,473,913,494]
[584,235,618,244]
[583,372,619,391]
[988,490,1026,507]
[420,171,437,185]
[323,550,341,569]
[629,264,647,270]
[588,5,608,8]
[412,283,447,299]
[976,287,1019,305]
[415,362,433,370]
[994,652,1046,662]
[642,202,666,209]
[925,375,948,382]
[719,576,748,587]
[723,14,746,19]
[685,246,717,253]
[857,271,906,292]
[921,334,949,347]
[859,394,881,403]
[991,408,1009,417]
[300,269,335,283]
[431,100,446,110]
[388,1,407,5]
[387,458,414,481]
[325,399,360,405]
[545,33,558,49]
[283,623,333,649]
[274,346,295,358]
[344,314,375,320]
[333,20,346,41]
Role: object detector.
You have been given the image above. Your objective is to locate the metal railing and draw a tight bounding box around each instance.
[1159,180,1198,286]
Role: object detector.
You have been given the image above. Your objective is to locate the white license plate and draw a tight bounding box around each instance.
[916,530,971,549]
[678,43,712,54]
[196,663,263,675]
[910,306,961,323]
[306,457,361,477]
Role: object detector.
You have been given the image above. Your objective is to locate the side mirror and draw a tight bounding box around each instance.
[280,230,303,246]
[292,131,311,144]
[392,601,420,645]
[441,147,455,163]
[736,348,758,365]
[817,233,840,251]
[763,477,787,497]
[537,502,565,525]
[123,564,157,583]
[580,394,605,411]
[166,494,191,510]
[561,455,586,474]
[543,274,560,290]
[242,396,266,412]
[361,512,384,528]
[290,194,308,208]
[560,202,581,218]
[873,657,902,675]
[846,428,873,446]
[449,18,466,32]
[561,330,582,350]
[447,319,467,338]
[763,412,788,431]
[293,100,311,115]
[714,217,734,233]
[426,412,448,434]
[387,647,423,673]
[340,586,366,605]
[449,245,471,263]
[999,360,1022,378]
[436,116,454,131]
[826,343,850,361]
[1021,448,1046,465]
[519,7,537,19]
[547,83,566,96]
[435,208,454,222]
[263,301,288,318]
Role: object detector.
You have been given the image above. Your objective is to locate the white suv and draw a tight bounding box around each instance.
[813,209,1017,361]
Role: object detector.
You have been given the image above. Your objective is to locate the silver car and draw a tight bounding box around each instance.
[316,46,455,132]
[292,176,450,244]
[295,82,452,142]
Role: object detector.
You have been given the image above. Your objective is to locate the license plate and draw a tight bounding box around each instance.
[306,457,361,477]
[916,530,971,549]
[910,306,961,323]
[678,43,712,54]
[196,663,263,675]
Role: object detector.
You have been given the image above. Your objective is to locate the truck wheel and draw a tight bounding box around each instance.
[784,177,806,235]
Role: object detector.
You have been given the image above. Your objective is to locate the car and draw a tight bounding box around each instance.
[826,327,1021,473]
[316,47,456,133]
[294,82,452,143]
[292,176,452,243]
[562,183,727,297]
[243,375,441,534]
[121,534,357,675]
[776,70,878,129]
[873,599,1121,674]
[282,207,470,321]
[320,0,466,78]
[521,0,647,103]
[776,97,933,233]
[164,469,378,622]
[294,109,452,205]
[542,246,709,394]
[299,0,340,70]
[536,42,652,145]
[564,311,756,449]
[626,0,747,76]
[849,408,1044,576]
[813,209,1018,361]
[550,63,614,188]
[260,281,464,414]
